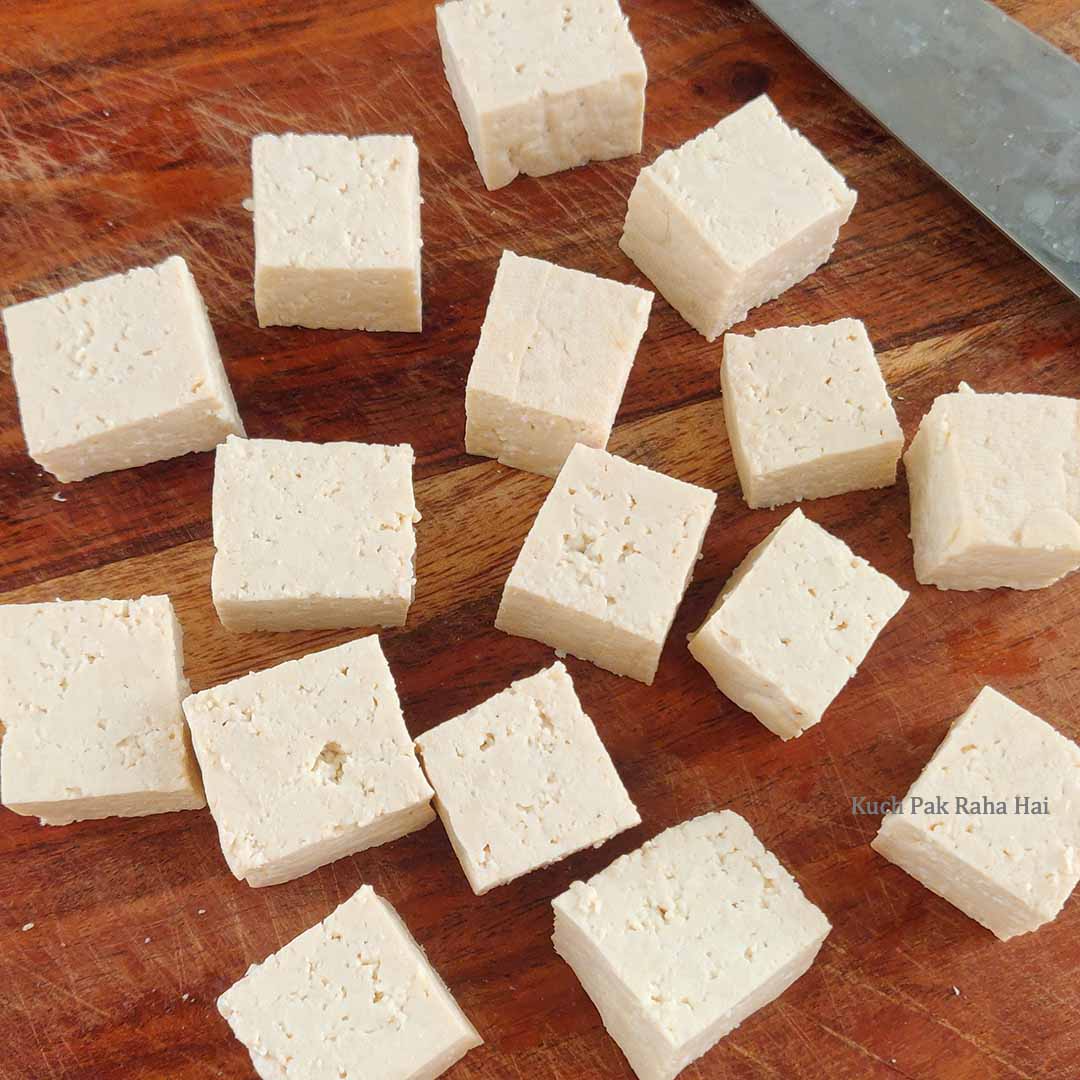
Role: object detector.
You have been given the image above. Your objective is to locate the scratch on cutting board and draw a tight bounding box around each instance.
[815,958,862,1048]
[815,736,878,853]
[867,875,903,924]
[1,957,113,1023]
[394,59,454,135]
[807,1014,916,1077]
[821,942,1037,1079]
[0,975,59,1076]
[0,54,85,112]
[725,1038,789,1077]
[220,881,262,965]
[187,69,316,160]
[776,1000,826,1061]
[262,889,291,954]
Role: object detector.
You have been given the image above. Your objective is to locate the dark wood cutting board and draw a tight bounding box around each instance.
[1,1,1078,1077]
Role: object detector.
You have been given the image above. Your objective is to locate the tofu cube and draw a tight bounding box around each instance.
[0,596,204,826]
[219,885,482,1079]
[183,636,434,888]
[496,444,716,685]
[552,811,830,1080]
[211,435,419,632]
[436,0,646,190]
[873,687,1080,941]
[688,509,907,740]
[620,95,857,341]
[722,319,903,508]
[465,250,653,477]
[1,256,244,482]
[416,662,639,894]
[253,133,422,331]
[905,382,1080,590]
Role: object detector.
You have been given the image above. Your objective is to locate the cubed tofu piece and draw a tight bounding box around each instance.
[872,687,1080,941]
[496,444,716,684]
[416,662,639,894]
[688,509,907,740]
[1,256,244,483]
[253,132,422,331]
[0,596,204,825]
[552,811,830,1080]
[211,435,419,633]
[465,250,653,477]
[219,885,482,1080]
[436,0,646,190]
[620,95,856,341]
[183,636,434,888]
[722,319,903,508]
[905,382,1080,590]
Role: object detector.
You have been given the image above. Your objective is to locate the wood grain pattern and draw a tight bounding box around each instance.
[2,1,1079,1077]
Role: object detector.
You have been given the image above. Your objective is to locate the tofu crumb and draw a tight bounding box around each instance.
[144,937,152,944]
[197,908,207,915]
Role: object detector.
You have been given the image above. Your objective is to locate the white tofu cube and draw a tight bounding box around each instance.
[620,95,857,341]
[465,251,653,477]
[218,885,481,1079]
[1,256,244,483]
[552,811,830,1080]
[496,444,716,685]
[688,509,907,740]
[416,662,639,894]
[0,596,204,826]
[905,382,1080,590]
[183,636,434,888]
[872,687,1080,941]
[253,133,422,331]
[211,435,419,632]
[722,319,903,508]
[436,0,646,190]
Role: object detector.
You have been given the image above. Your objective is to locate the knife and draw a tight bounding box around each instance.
[750,0,1080,300]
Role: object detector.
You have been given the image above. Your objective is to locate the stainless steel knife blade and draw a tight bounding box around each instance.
[750,0,1080,299]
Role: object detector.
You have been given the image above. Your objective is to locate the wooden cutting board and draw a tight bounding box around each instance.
[1,1,1078,1077]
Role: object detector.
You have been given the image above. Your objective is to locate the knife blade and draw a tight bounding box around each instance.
[750,0,1080,299]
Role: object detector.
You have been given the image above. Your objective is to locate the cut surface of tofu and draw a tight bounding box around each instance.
[0,595,204,825]
[722,319,903,508]
[905,382,1080,590]
[218,885,482,1079]
[620,95,856,341]
[253,132,422,330]
[552,811,830,1080]
[1,255,243,482]
[465,250,652,477]
[416,661,639,893]
[872,687,1080,941]
[211,435,419,632]
[184,636,434,887]
[436,0,646,189]
[688,509,907,739]
[496,444,716,684]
